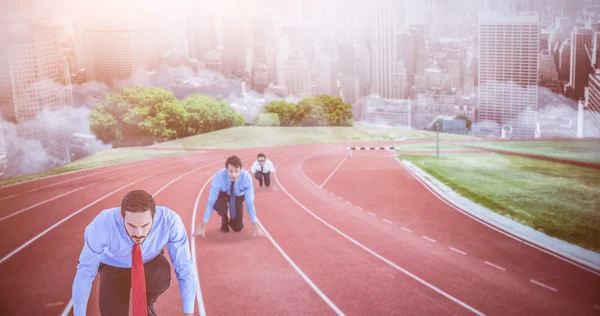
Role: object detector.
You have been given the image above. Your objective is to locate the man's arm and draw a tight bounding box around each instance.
[202,177,221,223]
[72,218,106,316]
[167,211,197,315]
[242,172,258,224]
[250,161,258,174]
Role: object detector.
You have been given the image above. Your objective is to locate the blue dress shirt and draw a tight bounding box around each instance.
[71,206,196,315]
[203,168,257,223]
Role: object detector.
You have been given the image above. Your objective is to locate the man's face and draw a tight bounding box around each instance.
[123,210,153,244]
[227,164,241,182]
[257,157,265,165]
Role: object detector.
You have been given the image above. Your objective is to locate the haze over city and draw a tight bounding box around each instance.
[0,0,599,177]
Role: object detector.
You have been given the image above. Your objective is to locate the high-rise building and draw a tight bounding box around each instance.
[0,123,6,177]
[284,48,311,98]
[478,13,540,138]
[187,7,217,61]
[83,23,150,91]
[0,19,74,166]
[570,27,594,99]
[582,73,600,137]
[371,6,400,99]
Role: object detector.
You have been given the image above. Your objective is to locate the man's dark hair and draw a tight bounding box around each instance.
[225,155,242,169]
[257,153,266,159]
[121,190,156,218]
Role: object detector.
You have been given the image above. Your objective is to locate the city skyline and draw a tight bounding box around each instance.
[1,0,600,177]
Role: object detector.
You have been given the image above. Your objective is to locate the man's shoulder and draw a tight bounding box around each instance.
[155,206,181,224]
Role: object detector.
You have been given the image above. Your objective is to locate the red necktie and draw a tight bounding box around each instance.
[131,243,147,316]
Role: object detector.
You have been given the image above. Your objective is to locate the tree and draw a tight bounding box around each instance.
[264,100,296,126]
[181,94,242,135]
[253,113,281,126]
[455,115,472,130]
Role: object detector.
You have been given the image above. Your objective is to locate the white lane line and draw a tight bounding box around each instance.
[0,152,200,190]
[356,206,363,210]
[274,160,485,316]
[45,301,64,308]
[298,156,321,187]
[368,212,377,217]
[190,176,212,316]
[330,192,335,196]
[0,156,215,223]
[383,219,393,224]
[59,301,74,316]
[0,160,155,202]
[450,247,467,255]
[0,186,88,222]
[320,157,347,188]
[484,261,506,271]
[337,196,342,200]
[346,201,352,205]
[530,279,559,292]
[423,236,437,243]
[401,227,413,233]
[256,220,345,315]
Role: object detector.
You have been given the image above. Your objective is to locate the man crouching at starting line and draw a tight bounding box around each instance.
[195,155,265,238]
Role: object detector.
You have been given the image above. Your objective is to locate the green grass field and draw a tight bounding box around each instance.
[394,143,473,152]
[466,141,600,163]
[152,126,480,149]
[0,148,192,187]
[402,154,600,252]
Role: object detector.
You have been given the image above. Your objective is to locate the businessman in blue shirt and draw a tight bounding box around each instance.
[196,155,264,237]
[71,190,196,316]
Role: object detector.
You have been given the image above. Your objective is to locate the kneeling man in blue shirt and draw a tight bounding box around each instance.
[196,155,265,237]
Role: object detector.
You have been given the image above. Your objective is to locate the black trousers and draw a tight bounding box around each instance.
[255,171,271,187]
[214,191,245,232]
[98,251,171,315]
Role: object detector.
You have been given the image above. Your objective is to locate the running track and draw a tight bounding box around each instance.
[0,143,599,315]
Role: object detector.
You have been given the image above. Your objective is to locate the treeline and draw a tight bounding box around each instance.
[90,87,354,146]
[254,95,354,127]
[90,87,245,145]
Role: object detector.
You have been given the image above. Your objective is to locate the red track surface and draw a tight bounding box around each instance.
[0,143,599,316]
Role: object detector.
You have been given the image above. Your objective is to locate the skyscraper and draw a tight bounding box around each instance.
[284,48,311,98]
[83,23,150,91]
[478,13,540,138]
[371,6,400,99]
[570,27,594,99]
[0,19,74,167]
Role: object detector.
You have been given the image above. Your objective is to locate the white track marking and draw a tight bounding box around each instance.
[346,201,352,205]
[274,156,486,316]
[368,212,377,217]
[0,159,185,222]
[529,279,558,292]
[257,220,345,315]
[450,247,467,255]
[383,219,393,224]
[320,157,347,188]
[423,236,437,243]
[0,160,156,202]
[401,227,413,233]
[1,152,200,189]
[356,206,363,210]
[484,261,506,271]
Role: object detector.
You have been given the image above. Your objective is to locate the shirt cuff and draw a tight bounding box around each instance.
[73,303,87,316]
[183,298,195,314]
